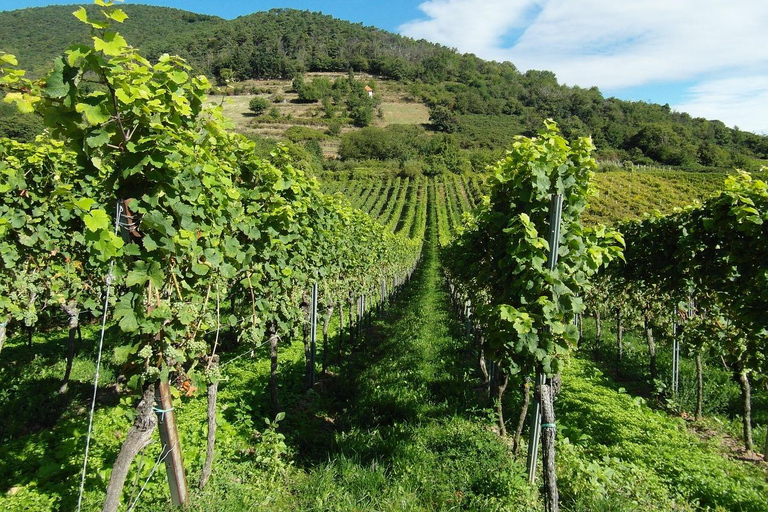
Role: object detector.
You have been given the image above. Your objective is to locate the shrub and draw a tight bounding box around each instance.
[248,97,270,116]
[327,120,342,137]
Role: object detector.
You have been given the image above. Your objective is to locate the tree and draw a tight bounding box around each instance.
[429,105,458,133]
[248,96,270,115]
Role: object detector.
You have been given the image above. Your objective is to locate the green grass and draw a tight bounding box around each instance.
[376,102,430,127]
[557,358,768,512]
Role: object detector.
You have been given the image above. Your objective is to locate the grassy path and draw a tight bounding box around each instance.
[268,199,536,511]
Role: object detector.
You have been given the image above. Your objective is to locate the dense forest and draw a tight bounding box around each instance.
[1,4,767,169]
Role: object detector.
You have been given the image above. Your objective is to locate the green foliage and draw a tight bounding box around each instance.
[293,74,332,103]
[444,121,623,376]
[0,102,43,141]
[0,136,103,331]
[248,96,269,115]
[1,0,422,381]
[251,413,291,480]
[605,171,767,375]
[1,11,423,511]
[429,105,458,133]
[345,80,378,128]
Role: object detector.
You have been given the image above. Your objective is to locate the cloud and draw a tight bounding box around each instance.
[674,75,768,134]
[399,0,768,133]
[399,0,542,56]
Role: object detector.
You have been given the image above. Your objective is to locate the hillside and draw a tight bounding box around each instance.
[1,4,768,171]
[0,4,223,76]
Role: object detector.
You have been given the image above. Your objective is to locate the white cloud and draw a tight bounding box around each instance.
[399,0,768,133]
[674,76,768,134]
[399,0,542,56]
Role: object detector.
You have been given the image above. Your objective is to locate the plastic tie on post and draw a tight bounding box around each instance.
[153,406,174,423]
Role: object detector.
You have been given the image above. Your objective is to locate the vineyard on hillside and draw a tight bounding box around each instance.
[1,3,767,512]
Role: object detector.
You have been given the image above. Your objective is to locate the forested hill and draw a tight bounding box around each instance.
[1,4,767,169]
[0,4,223,76]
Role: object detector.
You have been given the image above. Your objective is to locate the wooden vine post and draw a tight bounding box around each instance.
[199,354,219,490]
[155,379,189,506]
[526,193,563,485]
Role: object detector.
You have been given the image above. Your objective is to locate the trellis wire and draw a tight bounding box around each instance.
[76,201,122,512]
[126,440,178,512]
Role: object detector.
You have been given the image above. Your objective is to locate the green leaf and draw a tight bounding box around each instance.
[119,310,139,332]
[125,269,148,287]
[106,8,128,23]
[220,263,236,279]
[73,7,109,29]
[113,343,139,364]
[66,45,91,67]
[123,243,141,256]
[44,57,76,99]
[192,263,210,276]
[93,32,128,56]
[169,70,188,84]
[86,129,112,148]
[72,7,88,23]
[142,234,158,251]
[0,53,18,66]
[4,92,38,113]
[74,197,96,211]
[76,98,111,125]
[148,263,165,288]
[84,209,110,231]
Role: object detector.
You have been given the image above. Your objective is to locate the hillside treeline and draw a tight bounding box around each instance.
[1,5,767,169]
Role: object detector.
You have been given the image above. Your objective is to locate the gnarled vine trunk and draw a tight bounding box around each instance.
[764,383,768,458]
[268,323,281,413]
[301,292,312,392]
[338,303,344,361]
[102,384,157,512]
[495,370,509,436]
[348,297,355,347]
[322,305,333,375]
[695,351,704,420]
[644,314,657,383]
[60,302,79,394]
[615,308,623,371]
[477,330,489,387]
[513,378,531,458]
[594,308,602,357]
[577,314,583,347]
[736,367,753,452]
[0,320,7,357]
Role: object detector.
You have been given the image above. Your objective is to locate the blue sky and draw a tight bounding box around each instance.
[4,0,768,134]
